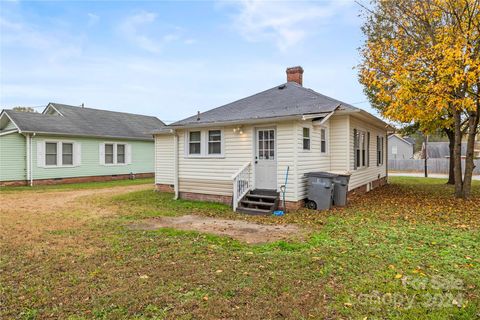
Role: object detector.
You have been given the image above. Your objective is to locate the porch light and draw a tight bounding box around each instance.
[233,126,244,135]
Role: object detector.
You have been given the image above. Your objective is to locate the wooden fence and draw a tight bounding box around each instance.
[389,159,480,174]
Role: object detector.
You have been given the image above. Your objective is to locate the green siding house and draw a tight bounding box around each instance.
[0,103,165,186]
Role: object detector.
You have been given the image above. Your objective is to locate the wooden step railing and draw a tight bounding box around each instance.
[232,162,252,211]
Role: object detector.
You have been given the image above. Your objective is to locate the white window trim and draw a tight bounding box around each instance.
[185,129,225,158]
[302,127,311,151]
[44,140,77,168]
[355,129,368,170]
[102,142,129,166]
[320,126,329,156]
[377,135,385,166]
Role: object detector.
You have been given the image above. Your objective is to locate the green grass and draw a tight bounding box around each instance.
[0,177,154,193]
[1,176,479,319]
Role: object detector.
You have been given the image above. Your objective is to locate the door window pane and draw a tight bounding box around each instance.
[105,144,114,164]
[117,144,125,164]
[46,142,57,165]
[62,143,73,165]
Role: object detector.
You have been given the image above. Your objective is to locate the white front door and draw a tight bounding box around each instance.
[255,128,277,190]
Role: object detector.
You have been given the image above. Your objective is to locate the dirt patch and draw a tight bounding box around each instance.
[130,215,306,244]
[0,184,151,214]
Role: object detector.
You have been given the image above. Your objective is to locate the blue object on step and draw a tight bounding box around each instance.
[273,210,284,216]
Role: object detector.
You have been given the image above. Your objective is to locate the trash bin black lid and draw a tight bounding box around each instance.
[305,171,338,178]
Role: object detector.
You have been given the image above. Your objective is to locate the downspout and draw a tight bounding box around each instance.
[30,133,35,186]
[25,133,30,185]
[173,130,179,200]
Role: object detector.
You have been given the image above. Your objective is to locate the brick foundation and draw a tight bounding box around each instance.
[0,172,154,187]
[179,191,232,206]
[280,200,305,211]
[348,176,388,196]
[155,184,175,192]
[0,180,28,187]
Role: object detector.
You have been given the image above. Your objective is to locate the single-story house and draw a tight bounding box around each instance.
[154,66,392,214]
[0,103,165,186]
[419,141,480,159]
[388,134,415,159]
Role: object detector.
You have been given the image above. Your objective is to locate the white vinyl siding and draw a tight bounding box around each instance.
[154,134,175,185]
[348,116,387,190]
[296,120,331,200]
[329,115,350,172]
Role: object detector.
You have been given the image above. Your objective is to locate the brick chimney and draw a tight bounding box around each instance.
[286,66,304,86]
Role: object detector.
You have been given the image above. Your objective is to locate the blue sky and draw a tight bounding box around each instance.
[0,0,374,123]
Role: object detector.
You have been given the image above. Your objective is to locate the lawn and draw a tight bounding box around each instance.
[0,177,154,193]
[0,177,478,319]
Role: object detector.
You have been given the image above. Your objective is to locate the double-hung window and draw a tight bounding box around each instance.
[189,131,201,155]
[320,128,327,154]
[44,141,77,167]
[105,144,114,164]
[355,130,368,169]
[303,128,310,150]
[45,142,57,166]
[62,143,73,165]
[377,136,384,165]
[117,144,125,164]
[208,130,222,155]
[102,143,129,165]
[187,129,224,157]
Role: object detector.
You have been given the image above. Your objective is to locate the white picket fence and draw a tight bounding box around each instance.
[389,159,480,174]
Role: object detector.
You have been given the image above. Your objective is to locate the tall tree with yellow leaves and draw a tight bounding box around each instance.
[359,0,480,198]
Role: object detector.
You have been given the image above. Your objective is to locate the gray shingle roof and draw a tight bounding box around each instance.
[171,82,359,126]
[3,103,165,140]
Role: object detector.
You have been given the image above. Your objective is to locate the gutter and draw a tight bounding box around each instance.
[30,133,35,186]
[20,131,155,142]
[168,114,307,129]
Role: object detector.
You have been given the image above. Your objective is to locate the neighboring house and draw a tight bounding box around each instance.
[420,142,464,158]
[0,103,165,186]
[388,134,414,159]
[154,66,392,213]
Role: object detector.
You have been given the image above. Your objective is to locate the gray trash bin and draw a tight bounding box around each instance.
[304,172,336,210]
[332,174,351,206]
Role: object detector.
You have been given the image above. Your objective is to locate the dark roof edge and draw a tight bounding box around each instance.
[168,114,306,128]
[20,130,154,141]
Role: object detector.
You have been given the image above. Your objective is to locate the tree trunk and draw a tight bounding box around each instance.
[462,109,479,198]
[453,109,464,198]
[445,128,455,185]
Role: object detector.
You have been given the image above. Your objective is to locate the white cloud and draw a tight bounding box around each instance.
[226,0,353,51]
[0,16,83,61]
[118,11,193,53]
[118,11,162,53]
[87,13,99,27]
